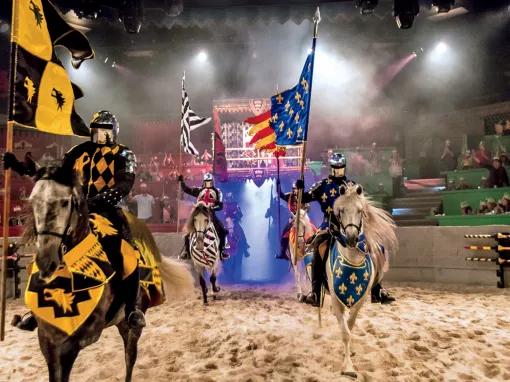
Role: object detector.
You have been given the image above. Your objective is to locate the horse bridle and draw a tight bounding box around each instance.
[34,195,79,260]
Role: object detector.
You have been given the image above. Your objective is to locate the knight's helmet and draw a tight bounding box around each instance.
[90,110,119,145]
[203,172,214,188]
[329,152,346,178]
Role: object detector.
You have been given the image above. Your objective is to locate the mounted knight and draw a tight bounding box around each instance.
[4,110,146,331]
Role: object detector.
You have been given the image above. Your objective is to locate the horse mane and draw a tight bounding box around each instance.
[23,166,89,244]
[334,183,398,271]
[185,202,211,234]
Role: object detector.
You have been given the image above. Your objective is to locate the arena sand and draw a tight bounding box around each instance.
[2,282,510,382]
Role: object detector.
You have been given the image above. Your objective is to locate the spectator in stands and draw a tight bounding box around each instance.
[132,183,155,222]
[388,149,403,197]
[479,176,488,189]
[500,152,509,166]
[460,201,472,215]
[163,153,175,168]
[160,195,174,224]
[486,197,498,214]
[493,198,507,214]
[494,121,504,135]
[477,200,488,214]
[137,162,152,182]
[503,120,510,136]
[368,142,380,176]
[473,141,490,168]
[446,180,455,191]
[461,150,474,170]
[502,193,510,213]
[456,177,471,190]
[440,139,456,172]
[201,149,212,163]
[486,157,509,188]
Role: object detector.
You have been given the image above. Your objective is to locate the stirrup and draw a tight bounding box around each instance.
[13,312,38,331]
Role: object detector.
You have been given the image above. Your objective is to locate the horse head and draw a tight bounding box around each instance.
[189,201,212,251]
[28,166,88,281]
[290,208,313,247]
[334,183,365,248]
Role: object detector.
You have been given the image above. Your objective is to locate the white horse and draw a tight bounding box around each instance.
[186,202,221,304]
[322,183,397,378]
[288,209,316,300]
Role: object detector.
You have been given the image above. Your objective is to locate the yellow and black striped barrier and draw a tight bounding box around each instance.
[464,232,510,288]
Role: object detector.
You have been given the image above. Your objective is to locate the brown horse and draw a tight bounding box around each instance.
[25,167,193,382]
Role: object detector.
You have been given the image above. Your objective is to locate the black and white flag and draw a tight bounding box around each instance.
[180,75,211,156]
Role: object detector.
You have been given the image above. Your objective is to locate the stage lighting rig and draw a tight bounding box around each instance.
[393,0,419,29]
[432,0,455,13]
[121,0,144,34]
[354,0,378,15]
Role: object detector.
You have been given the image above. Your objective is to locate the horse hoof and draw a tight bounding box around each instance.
[213,294,218,300]
[341,371,358,379]
[298,294,307,303]
[213,286,221,293]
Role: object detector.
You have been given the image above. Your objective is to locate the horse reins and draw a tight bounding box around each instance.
[35,195,79,259]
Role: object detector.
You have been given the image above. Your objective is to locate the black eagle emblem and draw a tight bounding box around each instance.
[51,88,65,111]
[29,0,44,28]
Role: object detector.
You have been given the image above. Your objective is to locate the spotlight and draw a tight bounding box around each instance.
[432,0,454,13]
[121,0,143,34]
[355,0,378,15]
[394,0,419,29]
[112,61,116,68]
[104,57,109,63]
[197,51,207,63]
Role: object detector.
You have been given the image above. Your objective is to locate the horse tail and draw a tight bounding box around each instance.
[158,256,195,299]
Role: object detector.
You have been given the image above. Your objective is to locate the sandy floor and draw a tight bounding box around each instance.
[2,282,510,382]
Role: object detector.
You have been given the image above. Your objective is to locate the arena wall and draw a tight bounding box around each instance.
[386,225,510,287]
[5,225,509,298]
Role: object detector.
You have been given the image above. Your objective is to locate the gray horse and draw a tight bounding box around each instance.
[25,167,193,382]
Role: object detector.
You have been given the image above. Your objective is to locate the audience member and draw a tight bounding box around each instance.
[494,198,507,214]
[201,149,212,163]
[486,197,497,214]
[132,183,155,222]
[456,177,470,190]
[500,152,509,166]
[160,195,174,223]
[367,142,380,176]
[440,139,456,171]
[502,193,510,213]
[473,141,490,168]
[461,150,474,169]
[460,201,472,215]
[479,176,488,189]
[388,149,403,197]
[503,120,510,136]
[477,200,488,214]
[486,157,509,188]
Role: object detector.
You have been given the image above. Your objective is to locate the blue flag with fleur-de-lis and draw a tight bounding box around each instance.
[270,52,314,145]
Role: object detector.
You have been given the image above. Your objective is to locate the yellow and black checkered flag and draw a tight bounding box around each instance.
[10,0,94,136]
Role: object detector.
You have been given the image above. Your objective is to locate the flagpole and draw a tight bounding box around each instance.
[1,0,18,341]
[177,72,185,234]
[274,83,282,257]
[293,6,320,299]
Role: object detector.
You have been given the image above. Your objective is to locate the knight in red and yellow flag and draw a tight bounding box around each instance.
[10,0,94,136]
